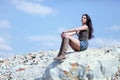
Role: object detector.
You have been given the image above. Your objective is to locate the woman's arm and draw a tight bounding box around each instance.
[61,25,88,38]
[63,25,88,33]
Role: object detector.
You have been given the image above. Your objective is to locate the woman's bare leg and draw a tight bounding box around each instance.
[61,31,80,51]
[66,36,80,51]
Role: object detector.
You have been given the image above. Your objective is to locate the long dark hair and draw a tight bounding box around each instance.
[82,14,94,39]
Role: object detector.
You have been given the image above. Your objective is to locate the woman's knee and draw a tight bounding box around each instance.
[65,36,73,40]
[61,33,68,38]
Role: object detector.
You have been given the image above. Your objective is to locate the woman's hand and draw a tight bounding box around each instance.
[61,31,76,39]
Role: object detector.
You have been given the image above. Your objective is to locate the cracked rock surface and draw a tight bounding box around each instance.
[0,45,120,80]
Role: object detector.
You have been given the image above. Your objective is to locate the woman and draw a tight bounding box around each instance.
[54,14,94,60]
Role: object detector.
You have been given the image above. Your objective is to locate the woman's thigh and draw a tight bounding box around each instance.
[67,36,80,51]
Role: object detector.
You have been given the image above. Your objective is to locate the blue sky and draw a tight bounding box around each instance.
[0,0,120,58]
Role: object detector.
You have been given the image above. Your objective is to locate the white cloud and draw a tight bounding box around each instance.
[0,44,13,51]
[110,25,120,32]
[105,25,120,32]
[27,35,59,41]
[12,0,54,15]
[89,37,120,48]
[0,37,5,43]
[0,38,13,58]
[0,19,12,58]
[0,36,13,58]
[27,35,61,49]
[0,52,14,58]
[42,42,56,47]
[0,20,11,29]
[0,36,13,51]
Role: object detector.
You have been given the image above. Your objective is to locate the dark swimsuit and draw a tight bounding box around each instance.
[77,29,89,51]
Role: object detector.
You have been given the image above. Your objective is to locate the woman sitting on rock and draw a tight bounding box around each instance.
[54,14,94,60]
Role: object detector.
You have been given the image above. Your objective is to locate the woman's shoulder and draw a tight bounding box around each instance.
[81,24,87,27]
[81,25,88,30]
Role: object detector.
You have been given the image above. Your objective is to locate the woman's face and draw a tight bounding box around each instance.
[81,15,87,24]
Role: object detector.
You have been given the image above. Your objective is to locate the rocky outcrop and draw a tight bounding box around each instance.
[0,45,120,80]
[43,45,120,80]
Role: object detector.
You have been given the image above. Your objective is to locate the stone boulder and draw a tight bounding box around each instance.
[0,45,120,80]
[43,45,120,80]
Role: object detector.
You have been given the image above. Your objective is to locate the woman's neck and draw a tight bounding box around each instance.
[82,23,86,26]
